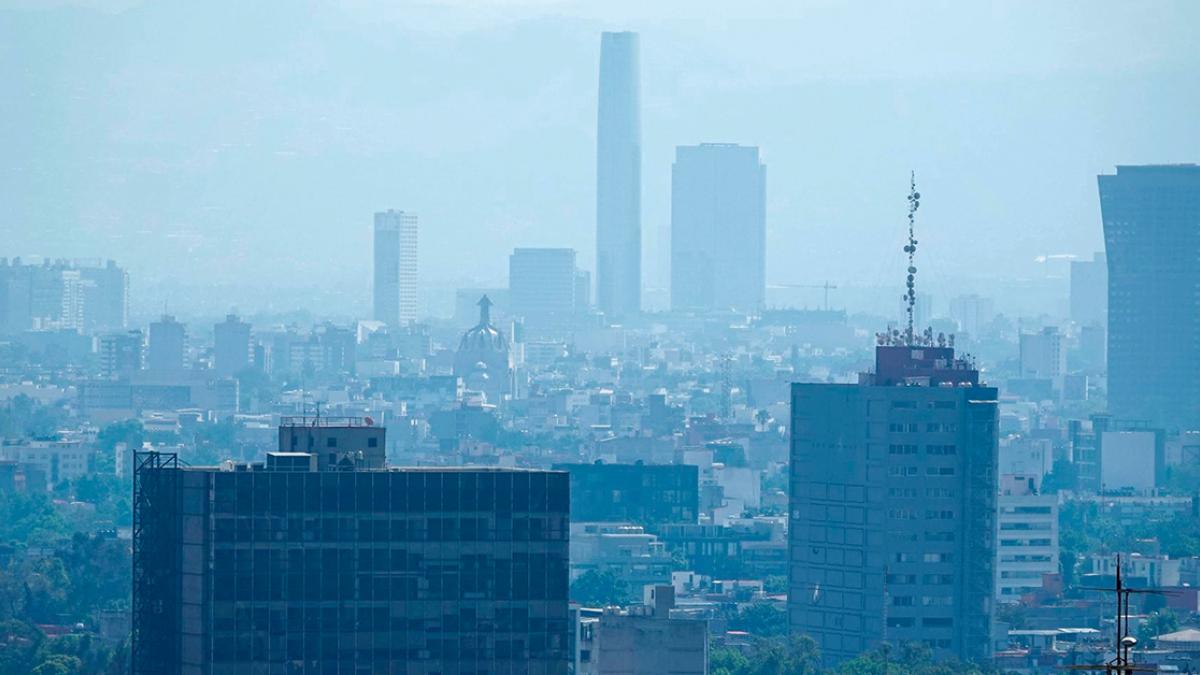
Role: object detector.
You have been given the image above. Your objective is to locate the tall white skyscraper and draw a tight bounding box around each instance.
[670,143,766,313]
[373,210,418,326]
[596,31,641,318]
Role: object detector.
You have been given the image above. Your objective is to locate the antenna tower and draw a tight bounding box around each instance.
[903,172,921,345]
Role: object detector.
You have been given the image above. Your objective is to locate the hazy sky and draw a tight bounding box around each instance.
[3,0,1199,317]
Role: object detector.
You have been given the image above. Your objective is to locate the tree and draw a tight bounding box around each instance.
[709,634,822,675]
[1139,609,1180,643]
[730,603,788,638]
[569,569,631,607]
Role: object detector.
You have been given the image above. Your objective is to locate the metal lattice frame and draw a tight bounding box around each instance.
[131,451,179,674]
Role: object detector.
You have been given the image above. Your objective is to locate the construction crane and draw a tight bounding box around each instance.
[769,282,839,311]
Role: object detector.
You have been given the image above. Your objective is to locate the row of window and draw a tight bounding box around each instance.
[888,423,958,433]
[889,466,957,477]
[886,573,955,585]
[891,595,955,607]
[888,487,958,499]
[886,509,957,520]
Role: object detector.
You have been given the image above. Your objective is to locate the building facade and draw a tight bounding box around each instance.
[132,448,570,674]
[148,315,187,374]
[1070,251,1107,328]
[373,210,419,327]
[670,143,766,313]
[1100,164,1200,430]
[509,248,580,338]
[213,314,252,377]
[554,462,698,527]
[789,344,998,664]
[996,482,1058,603]
[596,31,641,318]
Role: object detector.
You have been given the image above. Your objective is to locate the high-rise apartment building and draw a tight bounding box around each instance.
[1100,165,1200,430]
[213,314,252,377]
[996,477,1058,603]
[98,330,144,379]
[1070,251,1107,327]
[147,315,186,374]
[670,144,766,313]
[596,31,641,318]
[373,210,419,327]
[789,343,998,664]
[132,422,570,674]
[1018,326,1066,383]
[509,248,580,338]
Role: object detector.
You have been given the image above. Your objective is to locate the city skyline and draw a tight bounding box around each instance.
[4,2,1198,318]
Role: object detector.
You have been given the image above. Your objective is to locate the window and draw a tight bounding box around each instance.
[326,437,337,448]
[889,444,918,455]
[927,445,957,455]
[368,437,379,448]
[925,467,956,476]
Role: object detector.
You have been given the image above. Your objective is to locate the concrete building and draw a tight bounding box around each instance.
[277,416,386,470]
[1070,251,1107,328]
[147,315,186,374]
[98,330,144,379]
[670,143,766,313]
[554,462,699,526]
[1018,327,1066,385]
[213,314,251,377]
[569,523,673,594]
[948,294,995,337]
[131,431,570,674]
[789,343,998,664]
[0,440,93,489]
[596,31,641,318]
[996,478,1059,602]
[593,586,707,675]
[1099,164,1200,430]
[509,248,580,338]
[1100,429,1160,492]
[373,210,419,327]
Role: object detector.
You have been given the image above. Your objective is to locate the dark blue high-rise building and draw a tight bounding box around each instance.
[789,344,998,664]
[1099,164,1200,431]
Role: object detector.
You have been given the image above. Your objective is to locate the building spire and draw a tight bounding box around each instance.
[903,172,921,345]
[477,294,493,327]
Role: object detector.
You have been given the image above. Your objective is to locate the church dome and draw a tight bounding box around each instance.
[457,295,508,354]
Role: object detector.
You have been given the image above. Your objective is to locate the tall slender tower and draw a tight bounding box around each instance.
[596,31,641,318]
[373,210,418,327]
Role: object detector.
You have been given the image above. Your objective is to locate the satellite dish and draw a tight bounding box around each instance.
[364,416,374,426]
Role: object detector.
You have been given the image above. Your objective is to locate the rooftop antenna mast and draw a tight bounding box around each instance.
[903,172,921,345]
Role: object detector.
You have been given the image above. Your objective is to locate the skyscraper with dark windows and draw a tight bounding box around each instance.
[789,343,998,665]
[670,143,766,313]
[1099,165,1200,430]
[374,210,419,327]
[132,419,570,674]
[596,31,641,318]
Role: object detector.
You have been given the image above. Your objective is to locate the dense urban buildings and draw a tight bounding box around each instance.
[789,342,998,664]
[0,257,127,333]
[595,31,641,318]
[373,209,419,327]
[132,420,570,674]
[1100,164,1200,430]
[670,143,766,313]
